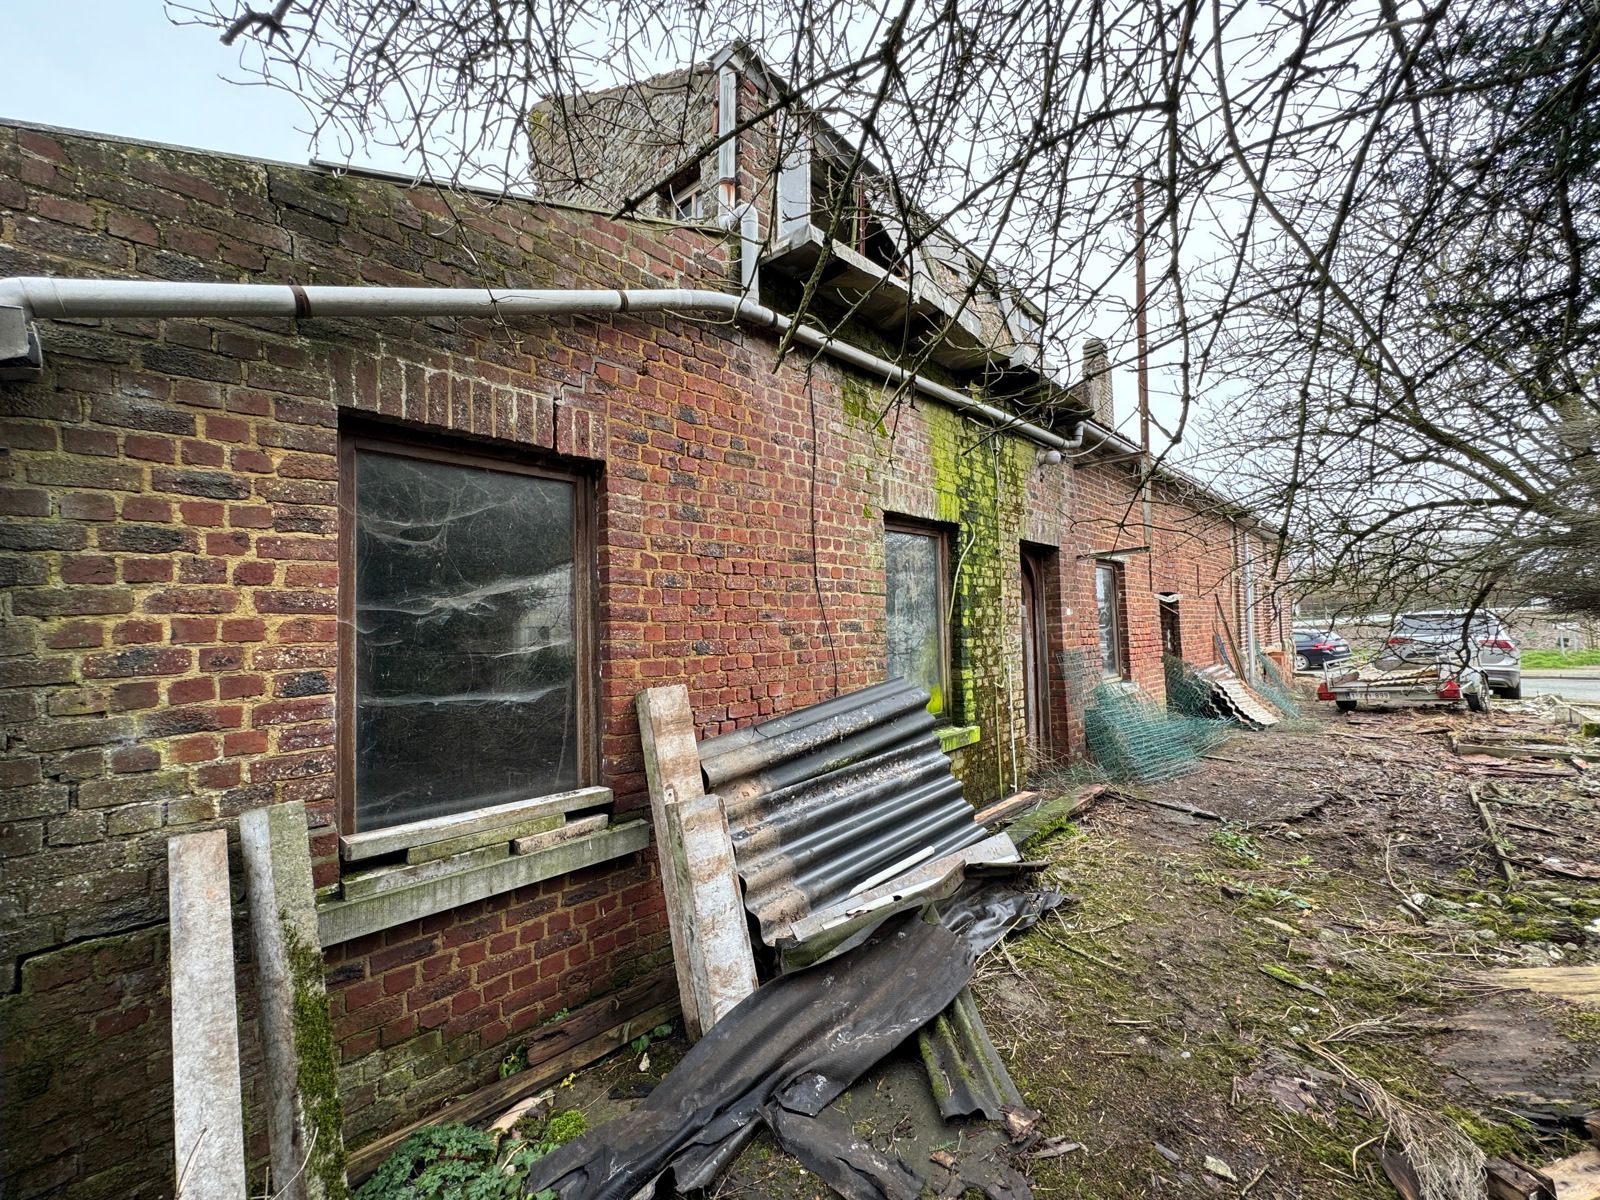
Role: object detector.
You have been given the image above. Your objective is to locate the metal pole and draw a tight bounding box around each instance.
[1133,176,1151,457]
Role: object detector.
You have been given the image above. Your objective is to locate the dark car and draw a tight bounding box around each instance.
[1294,627,1351,671]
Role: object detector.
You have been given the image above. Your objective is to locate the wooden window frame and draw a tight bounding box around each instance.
[337,425,598,838]
[884,515,953,717]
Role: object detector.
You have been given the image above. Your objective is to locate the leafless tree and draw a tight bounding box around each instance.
[174,0,1600,617]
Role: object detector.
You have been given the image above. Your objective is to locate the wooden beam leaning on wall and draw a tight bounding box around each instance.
[241,801,348,1200]
[168,829,248,1200]
[636,684,759,1039]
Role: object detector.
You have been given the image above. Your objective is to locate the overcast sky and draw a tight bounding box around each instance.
[3,4,344,167]
[2,2,1173,446]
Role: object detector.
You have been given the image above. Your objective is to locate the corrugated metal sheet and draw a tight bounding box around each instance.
[917,985,1023,1121]
[1197,665,1281,729]
[699,679,991,945]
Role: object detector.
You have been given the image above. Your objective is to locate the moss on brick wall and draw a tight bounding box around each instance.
[925,402,1034,804]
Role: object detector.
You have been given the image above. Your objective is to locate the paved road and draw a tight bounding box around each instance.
[1521,673,1600,704]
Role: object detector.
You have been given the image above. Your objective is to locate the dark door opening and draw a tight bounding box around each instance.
[1020,550,1051,762]
[1159,596,1183,659]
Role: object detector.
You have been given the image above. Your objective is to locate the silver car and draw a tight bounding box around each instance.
[1380,610,1522,699]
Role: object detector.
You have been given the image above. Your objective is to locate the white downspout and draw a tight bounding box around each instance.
[1240,525,1258,682]
[0,276,1086,454]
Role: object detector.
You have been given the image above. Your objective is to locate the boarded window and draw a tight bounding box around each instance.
[348,442,587,831]
[885,521,950,714]
[1095,562,1123,679]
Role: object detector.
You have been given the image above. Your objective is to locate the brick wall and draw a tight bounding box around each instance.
[0,121,876,1198]
[325,857,668,1146]
[528,68,722,222]
[0,118,1278,1198]
[0,124,747,1198]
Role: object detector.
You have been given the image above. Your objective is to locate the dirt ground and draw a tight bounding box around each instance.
[544,695,1600,1199]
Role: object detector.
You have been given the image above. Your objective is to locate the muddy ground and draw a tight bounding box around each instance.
[542,696,1600,1199]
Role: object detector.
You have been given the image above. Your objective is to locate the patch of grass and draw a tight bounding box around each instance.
[1193,868,1313,911]
[1441,1105,1544,1160]
[1209,827,1264,864]
[1555,1007,1600,1047]
[1520,649,1600,668]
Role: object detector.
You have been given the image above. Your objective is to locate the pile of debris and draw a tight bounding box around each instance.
[526,680,1067,1199]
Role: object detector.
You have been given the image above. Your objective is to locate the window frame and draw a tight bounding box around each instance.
[1094,560,1126,680]
[337,426,598,838]
[883,515,953,717]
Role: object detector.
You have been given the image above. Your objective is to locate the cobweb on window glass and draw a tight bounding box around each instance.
[354,451,578,830]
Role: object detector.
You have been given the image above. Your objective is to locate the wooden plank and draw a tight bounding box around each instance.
[1472,783,1520,885]
[636,684,758,1040]
[404,813,564,864]
[512,812,609,854]
[1486,1156,1557,1200]
[339,785,611,861]
[345,976,676,1184]
[1490,965,1600,1005]
[1455,740,1586,762]
[1005,785,1108,848]
[169,830,247,1200]
[974,790,1040,827]
[342,844,510,901]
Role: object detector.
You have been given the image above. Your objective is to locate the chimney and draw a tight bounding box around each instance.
[1082,337,1113,427]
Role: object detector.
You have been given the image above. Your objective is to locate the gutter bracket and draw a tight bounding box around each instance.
[0,307,43,381]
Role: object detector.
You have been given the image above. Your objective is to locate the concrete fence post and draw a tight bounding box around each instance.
[168,829,247,1200]
[240,800,348,1200]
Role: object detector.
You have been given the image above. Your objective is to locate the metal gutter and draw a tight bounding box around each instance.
[0,276,1085,453]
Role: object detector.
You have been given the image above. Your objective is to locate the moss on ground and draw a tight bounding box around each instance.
[1556,1007,1600,1047]
[972,797,1583,1199]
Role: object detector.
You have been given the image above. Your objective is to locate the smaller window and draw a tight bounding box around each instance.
[669,185,703,222]
[884,519,951,715]
[1095,562,1124,679]
[660,165,703,221]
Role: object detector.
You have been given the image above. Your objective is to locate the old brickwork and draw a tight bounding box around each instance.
[0,124,750,1198]
[1,118,1285,1199]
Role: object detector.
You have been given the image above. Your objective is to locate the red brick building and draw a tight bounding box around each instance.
[0,79,1285,1199]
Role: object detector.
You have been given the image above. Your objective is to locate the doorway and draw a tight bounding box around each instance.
[1158,595,1183,659]
[1020,549,1053,762]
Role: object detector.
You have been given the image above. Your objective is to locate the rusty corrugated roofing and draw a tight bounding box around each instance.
[698,678,990,945]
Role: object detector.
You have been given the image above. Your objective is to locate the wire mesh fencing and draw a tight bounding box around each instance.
[1055,650,1231,785]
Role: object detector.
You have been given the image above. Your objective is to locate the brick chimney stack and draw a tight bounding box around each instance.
[1082,337,1113,427]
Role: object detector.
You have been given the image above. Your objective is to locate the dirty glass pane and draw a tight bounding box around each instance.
[885,529,946,713]
[1096,563,1122,678]
[355,450,578,830]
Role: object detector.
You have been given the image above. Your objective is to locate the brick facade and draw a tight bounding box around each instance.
[0,119,1283,1199]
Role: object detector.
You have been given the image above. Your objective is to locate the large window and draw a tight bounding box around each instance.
[341,435,591,832]
[885,519,950,715]
[1095,562,1124,679]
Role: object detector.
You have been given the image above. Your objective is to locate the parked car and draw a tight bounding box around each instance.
[1293,627,1351,671]
[1381,610,1522,699]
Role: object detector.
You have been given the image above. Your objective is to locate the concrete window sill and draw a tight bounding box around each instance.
[935,724,982,752]
[315,818,651,947]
